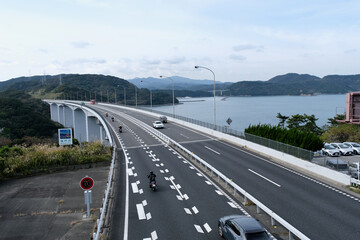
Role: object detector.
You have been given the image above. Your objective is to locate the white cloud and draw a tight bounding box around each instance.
[232,44,264,52]
[229,54,246,61]
[71,41,91,48]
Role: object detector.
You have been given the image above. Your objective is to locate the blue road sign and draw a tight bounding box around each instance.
[58,128,73,145]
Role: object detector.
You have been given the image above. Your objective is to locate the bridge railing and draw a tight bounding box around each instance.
[143,107,315,161]
[120,110,310,240]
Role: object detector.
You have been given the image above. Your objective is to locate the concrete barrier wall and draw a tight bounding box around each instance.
[101,103,350,186]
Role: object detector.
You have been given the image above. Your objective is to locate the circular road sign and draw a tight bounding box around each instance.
[80,176,94,190]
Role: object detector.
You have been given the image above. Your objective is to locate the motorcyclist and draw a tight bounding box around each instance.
[147,171,156,186]
[119,125,122,132]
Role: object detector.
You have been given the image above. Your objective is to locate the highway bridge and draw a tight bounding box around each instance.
[46,101,360,240]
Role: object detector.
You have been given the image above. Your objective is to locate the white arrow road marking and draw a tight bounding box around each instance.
[192,206,199,214]
[136,204,146,220]
[248,169,281,187]
[131,183,139,193]
[169,176,188,200]
[151,230,158,239]
[205,146,220,155]
[184,208,192,214]
[204,223,212,233]
[194,225,204,233]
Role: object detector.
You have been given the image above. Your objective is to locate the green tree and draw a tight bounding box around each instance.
[321,124,360,143]
[276,113,289,128]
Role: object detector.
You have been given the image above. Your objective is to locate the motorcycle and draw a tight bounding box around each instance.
[149,181,157,191]
[105,112,108,117]
[111,117,114,122]
[119,127,122,133]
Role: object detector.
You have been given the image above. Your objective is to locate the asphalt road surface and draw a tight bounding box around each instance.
[95,104,360,240]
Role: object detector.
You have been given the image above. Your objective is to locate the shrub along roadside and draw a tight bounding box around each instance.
[245,124,324,151]
[0,142,111,180]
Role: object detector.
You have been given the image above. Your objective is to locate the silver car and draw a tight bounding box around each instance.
[322,144,341,157]
[330,143,353,156]
[152,121,164,129]
[343,142,360,155]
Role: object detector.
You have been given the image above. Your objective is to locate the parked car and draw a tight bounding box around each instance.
[326,158,348,170]
[322,144,341,157]
[343,142,360,155]
[349,162,360,179]
[153,121,164,129]
[218,215,270,240]
[329,143,353,156]
[160,116,168,123]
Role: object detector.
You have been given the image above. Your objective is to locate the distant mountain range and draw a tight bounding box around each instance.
[229,73,360,96]
[1,73,360,99]
[128,76,231,91]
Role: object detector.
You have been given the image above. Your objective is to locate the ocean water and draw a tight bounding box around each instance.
[149,94,346,131]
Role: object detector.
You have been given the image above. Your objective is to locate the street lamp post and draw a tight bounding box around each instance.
[150,87,152,111]
[195,65,216,130]
[115,88,117,104]
[123,87,126,106]
[135,87,137,107]
[160,75,175,118]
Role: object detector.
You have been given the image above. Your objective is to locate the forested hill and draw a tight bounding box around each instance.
[0,74,176,105]
[0,90,61,146]
[229,73,360,96]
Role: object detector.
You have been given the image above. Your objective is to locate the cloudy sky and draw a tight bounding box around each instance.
[1,0,359,82]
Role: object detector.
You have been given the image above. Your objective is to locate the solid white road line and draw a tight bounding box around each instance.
[204,146,221,155]
[248,169,281,187]
[180,133,190,139]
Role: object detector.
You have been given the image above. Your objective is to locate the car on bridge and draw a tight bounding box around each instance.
[218,215,270,240]
[153,121,164,129]
[160,116,167,123]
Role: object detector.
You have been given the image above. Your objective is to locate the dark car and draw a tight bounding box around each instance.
[218,215,270,240]
[160,116,167,123]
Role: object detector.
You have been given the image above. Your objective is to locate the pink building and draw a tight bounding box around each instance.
[344,92,360,124]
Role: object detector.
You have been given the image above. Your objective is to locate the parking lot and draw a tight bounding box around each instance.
[313,153,360,177]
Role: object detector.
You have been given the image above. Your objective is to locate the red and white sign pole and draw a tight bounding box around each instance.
[80,176,95,218]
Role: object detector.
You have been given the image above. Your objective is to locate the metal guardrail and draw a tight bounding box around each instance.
[144,108,314,161]
[120,111,310,240]
[94,146,116,240]
[47,100,117,240]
